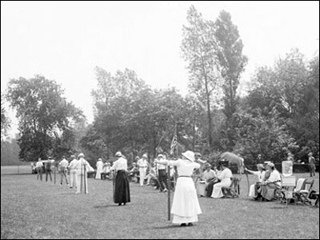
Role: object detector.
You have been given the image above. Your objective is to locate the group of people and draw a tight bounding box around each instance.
[35,153,94,194]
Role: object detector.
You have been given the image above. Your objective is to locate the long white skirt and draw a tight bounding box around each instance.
[211,178,231,198]
[171,177,202,224]
[95,167,102,179]
[248,184,255,198]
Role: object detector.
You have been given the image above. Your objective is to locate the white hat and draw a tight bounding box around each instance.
[157,154,164,159]
[115,151,122,157]
[78,153,84,158]
[181,151,195,162]
[98,158,102,161]
[142,153,148,159]
[267,162,275,167]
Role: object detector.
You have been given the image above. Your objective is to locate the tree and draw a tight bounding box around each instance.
[1,93,11,139]
[6,75,84,161]
[214,10,248,149]
[181,5,222,151]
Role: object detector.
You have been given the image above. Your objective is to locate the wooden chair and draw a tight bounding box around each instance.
[293,178,314,206]
[279,176,296,206]
[221,177,240,198]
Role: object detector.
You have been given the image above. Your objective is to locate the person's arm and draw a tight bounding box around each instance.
[154,159,169,165]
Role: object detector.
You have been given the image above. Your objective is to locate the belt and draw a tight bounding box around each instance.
[178,175,191,178]
[139,166,147,168]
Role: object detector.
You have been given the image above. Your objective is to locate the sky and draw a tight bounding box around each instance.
[1,1,319,137]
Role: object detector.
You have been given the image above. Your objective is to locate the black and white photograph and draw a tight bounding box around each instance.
[1,1,319,239]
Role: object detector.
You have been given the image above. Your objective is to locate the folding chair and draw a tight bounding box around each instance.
[293,178,314,206]
[279,175,296,206]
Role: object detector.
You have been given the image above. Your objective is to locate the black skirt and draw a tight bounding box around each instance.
[113,170,131,204]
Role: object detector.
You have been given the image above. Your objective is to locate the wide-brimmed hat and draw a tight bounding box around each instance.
[78,153,84,158]
[219,159,229,166]
[181,151,195,162]
[98,158,102,161]
[142,153,148,159]
[157,154,164,159]
[115,151,122,157]
[267,162,275,167]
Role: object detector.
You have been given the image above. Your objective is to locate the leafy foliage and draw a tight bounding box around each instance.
[6,75,84,161]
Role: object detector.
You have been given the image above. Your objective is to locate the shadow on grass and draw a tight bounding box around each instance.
[93,204,122,208]
[1,173,32,176]
[147,225,182,230]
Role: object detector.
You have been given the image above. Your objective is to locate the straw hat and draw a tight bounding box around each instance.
[267,162,275,167]
[181,151,195,162]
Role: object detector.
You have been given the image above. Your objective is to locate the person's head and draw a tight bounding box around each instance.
[98,158,102,161]
[257,163,264,171]
[308,152,313,157]
[70,155,75,159]
[38,158,41,161]
[219,159,229,169]
[157,154,165,160]
[78,153,84,159]
[194,152,202,160]
[266,162,275,171]
[205,163,212,171]
[181,151,195,162]
[115,151,122,158]
[142,153,148,160]
[135,156,140,161]
[258,154,262,160]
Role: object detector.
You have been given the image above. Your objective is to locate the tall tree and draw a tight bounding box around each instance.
[1,94,11,139]
[214,10,248,149]
[6,75,84,161]
[181,5,222,150]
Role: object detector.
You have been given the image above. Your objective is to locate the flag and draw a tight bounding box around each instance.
[170,134,177,155]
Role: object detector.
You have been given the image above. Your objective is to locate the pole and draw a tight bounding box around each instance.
[167,165,170,221]
[84,163,87,194]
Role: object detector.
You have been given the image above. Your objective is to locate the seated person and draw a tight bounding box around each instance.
[258,162,281,201]
[196,163,216,197]
[128,162,139,183]
[211,160,233,198]
[245,164,266,200]
[206,165,220,197]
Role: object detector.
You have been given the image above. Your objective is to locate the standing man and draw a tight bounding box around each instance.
[111,151,130,206]
[95,158,104,180]
[59,156,69,186]
[75,153,93,194]
[68,155,78,189]
[36,158,43,181]
[137,153,149,186]
[156,154,168,192]
[45,157,53,182]
[308,152,316,177]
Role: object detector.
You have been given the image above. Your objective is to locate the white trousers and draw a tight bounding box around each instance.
[70,170,77,188]
[139,168,147,186]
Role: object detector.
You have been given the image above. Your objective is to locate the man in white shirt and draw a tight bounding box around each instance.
[156,154,168,192]
[59,156,69,186]
[35,158,43,181]
[197,163,216,197]
[137,153,149,186]
[68,155,78,189]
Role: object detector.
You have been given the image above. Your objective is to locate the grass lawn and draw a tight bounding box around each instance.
[1,169,319,239]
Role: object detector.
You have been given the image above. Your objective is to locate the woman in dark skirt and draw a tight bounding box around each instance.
[112,152,130,206]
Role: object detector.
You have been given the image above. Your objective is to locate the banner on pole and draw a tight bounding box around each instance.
[170,134,177,155]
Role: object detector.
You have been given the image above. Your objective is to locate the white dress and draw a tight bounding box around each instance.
[95,160,104,179]
[166,159,202,224]
[211,168,233,198]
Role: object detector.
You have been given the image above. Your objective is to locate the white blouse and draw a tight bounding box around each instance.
[112,157,128,171]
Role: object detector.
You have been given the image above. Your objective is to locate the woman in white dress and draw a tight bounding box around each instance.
[154,151,205,227]
[211,160,233,198]
[95,158,104,180]
[245,164,266,199]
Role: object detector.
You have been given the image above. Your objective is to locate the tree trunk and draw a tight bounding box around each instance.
[204,75,213,150]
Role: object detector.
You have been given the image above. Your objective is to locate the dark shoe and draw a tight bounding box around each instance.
[123,202,126,205]
[180,223,187,227]
[187,223,193,226]
[118,203,122,206]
